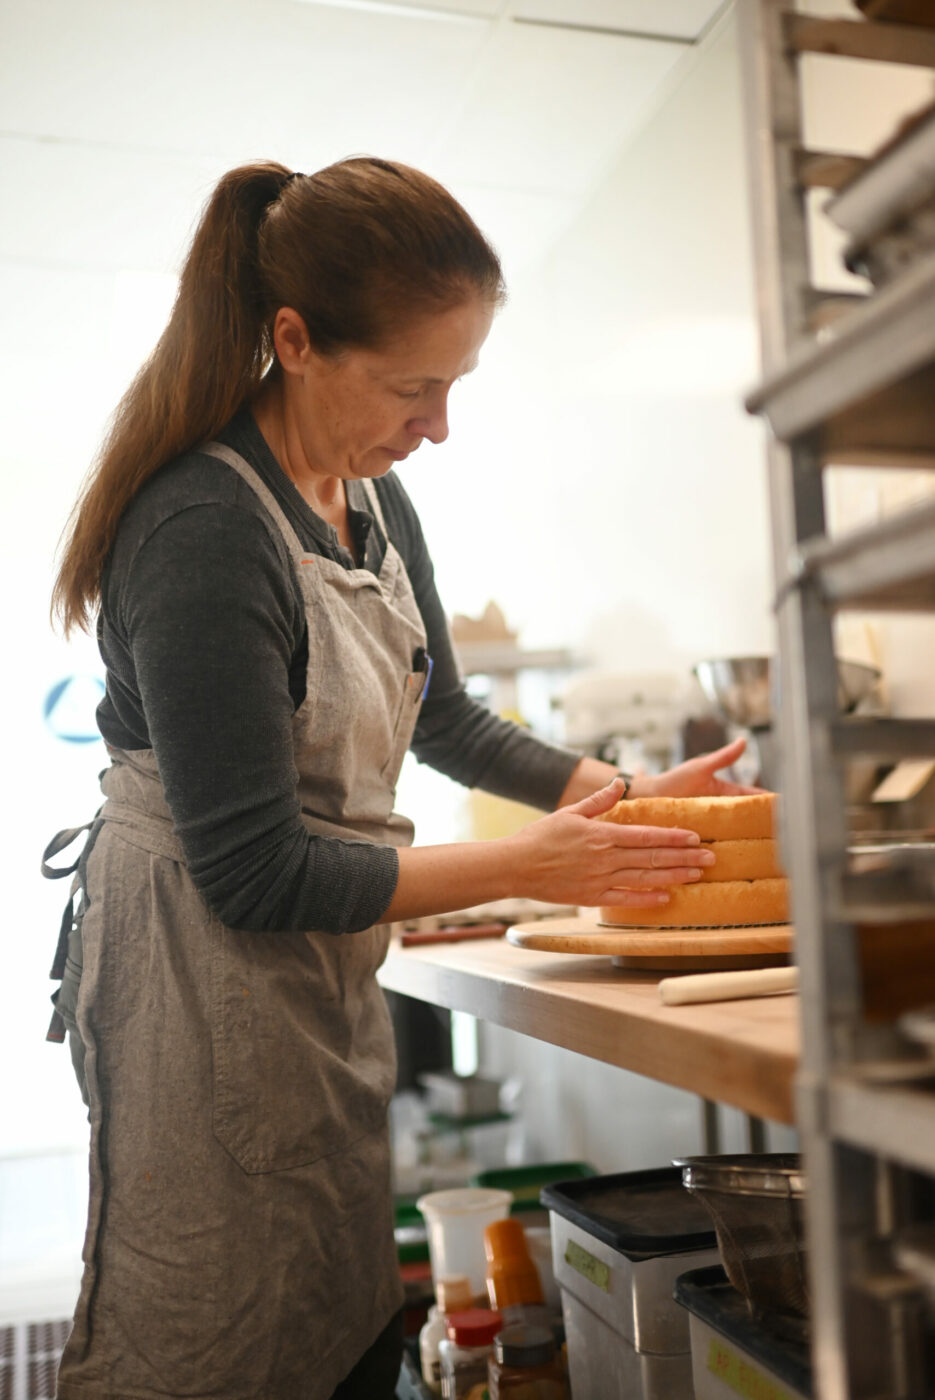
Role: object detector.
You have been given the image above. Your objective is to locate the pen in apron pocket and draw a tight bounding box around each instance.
[412,646,433,700]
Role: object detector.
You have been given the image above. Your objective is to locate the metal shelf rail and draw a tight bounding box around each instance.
[738,3,935,1398]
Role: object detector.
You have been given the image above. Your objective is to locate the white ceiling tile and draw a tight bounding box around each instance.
[2,0,719,296]
[511,0,727,41]
[297,0,502,15]
[0,0,490,168]
[433,21,685,194]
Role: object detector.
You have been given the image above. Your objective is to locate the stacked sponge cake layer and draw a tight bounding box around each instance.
[596,794,789,929]
[698,839,783,883]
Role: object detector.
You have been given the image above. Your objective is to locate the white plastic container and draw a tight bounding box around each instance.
[417,1188,513,1299]
[675,1265,811,1400]
[418,1070,503,1118]
[541,1169,720,1400]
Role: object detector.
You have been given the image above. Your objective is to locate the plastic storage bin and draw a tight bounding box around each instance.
[541,1168,720,1400]
[470,1162,596,1227]
[396,1199,431,1264]
[675,1265,812,1400]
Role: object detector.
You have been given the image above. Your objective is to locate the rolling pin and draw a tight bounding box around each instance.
[659,965,799,1006]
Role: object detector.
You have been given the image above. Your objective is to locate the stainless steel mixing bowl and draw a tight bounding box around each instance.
[676,1154,809,1318]
[693,656,881,729]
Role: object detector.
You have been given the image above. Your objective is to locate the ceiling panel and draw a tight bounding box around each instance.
[1,0,714,288]
[511,0,727,40]
[0,0,490,167]
[432,19,685,194]
[298,0,503,15]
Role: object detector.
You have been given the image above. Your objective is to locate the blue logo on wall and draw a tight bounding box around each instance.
[44,675,106,744]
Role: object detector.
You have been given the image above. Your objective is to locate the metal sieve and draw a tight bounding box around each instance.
[675,1154,809,1319]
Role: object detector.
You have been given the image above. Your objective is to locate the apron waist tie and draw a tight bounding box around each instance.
[40,799,179,1045]
[40,819,99,1043]
[98,799,187,861]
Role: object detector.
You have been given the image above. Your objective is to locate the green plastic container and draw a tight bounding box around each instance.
[469,1161,597,1216]
[395,1198,430,1264]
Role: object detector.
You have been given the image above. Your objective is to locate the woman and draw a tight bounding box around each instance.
[49,158,755,1400]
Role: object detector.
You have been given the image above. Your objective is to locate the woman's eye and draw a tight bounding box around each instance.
[397,389,421,400]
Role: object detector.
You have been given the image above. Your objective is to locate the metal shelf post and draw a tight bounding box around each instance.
[739,2,935,1395]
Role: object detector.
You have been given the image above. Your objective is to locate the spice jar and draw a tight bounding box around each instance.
[487,1323,568,1399]
[438,1308,503,1399]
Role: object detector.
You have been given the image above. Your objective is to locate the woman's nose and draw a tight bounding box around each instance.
[409,394,449,445]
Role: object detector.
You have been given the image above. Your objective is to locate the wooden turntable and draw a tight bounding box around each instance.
[506,915,793,971]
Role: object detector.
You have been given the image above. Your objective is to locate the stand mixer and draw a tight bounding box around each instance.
[692,656,883,790]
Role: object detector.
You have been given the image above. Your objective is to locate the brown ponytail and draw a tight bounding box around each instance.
[52,156,504,634]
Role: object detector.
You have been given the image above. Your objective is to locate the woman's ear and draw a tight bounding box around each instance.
[271,307,311,376]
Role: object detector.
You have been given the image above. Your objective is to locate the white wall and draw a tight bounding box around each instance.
[466,4,935,1168]
[407,10,774,675]
[462,10,789,1166]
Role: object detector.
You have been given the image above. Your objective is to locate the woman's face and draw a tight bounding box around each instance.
[289,296,495,480]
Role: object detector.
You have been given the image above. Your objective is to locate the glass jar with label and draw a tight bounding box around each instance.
[487,1323,568,1399]
[438,1308,502,1399]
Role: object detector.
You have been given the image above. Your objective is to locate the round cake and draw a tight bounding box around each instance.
[599,877,789,929]
[596,794,788,928]
[698,839,783,883]
[597,792,777,841]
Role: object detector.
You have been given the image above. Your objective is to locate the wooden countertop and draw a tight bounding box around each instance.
[378,933,799,1124]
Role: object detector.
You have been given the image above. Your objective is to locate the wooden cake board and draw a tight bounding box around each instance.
[506,915,793,971]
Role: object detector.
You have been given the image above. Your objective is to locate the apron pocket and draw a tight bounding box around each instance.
[209,920,395,1174]
[379,668,425,786]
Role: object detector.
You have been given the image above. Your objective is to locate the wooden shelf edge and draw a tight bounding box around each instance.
[379,937,798,1125]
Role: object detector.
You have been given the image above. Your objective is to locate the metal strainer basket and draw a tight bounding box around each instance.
[675,1154,809,1318]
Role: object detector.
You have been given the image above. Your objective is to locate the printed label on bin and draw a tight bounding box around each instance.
[564,1239,611,1292]
[707,1338,794,1400]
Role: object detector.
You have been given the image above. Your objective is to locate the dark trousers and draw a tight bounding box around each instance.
[329,1309,405,1399]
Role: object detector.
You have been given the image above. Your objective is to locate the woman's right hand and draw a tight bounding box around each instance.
[503,776,713,910]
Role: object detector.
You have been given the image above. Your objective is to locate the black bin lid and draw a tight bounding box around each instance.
[540,1167,717,1258]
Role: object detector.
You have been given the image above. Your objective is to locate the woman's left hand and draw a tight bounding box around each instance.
[632,736,765,799]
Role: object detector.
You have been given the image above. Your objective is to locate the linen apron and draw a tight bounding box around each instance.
[55,443,427,1400]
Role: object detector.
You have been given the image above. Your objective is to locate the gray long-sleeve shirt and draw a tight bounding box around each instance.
[96,407,581,934]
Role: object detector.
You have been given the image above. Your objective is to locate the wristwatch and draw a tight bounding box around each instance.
[616,771,633,799]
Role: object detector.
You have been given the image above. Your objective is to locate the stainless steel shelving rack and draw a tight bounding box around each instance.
[738,4,935,1397]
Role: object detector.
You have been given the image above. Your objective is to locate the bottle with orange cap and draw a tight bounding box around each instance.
[484,1218,550,1328]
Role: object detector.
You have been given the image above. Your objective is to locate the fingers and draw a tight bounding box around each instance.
[598,888,671,908]
[566,776,629,818]
[610,864,709,889]
[605,823,701,848]
[611,845,714,870]
[706,736,746,764]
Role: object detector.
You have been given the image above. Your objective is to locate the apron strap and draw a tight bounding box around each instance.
[45,881,80,1043]
[41,823,93,880]
[41,819,99,1043]
[361,478,389,537]
[200,442,307,559]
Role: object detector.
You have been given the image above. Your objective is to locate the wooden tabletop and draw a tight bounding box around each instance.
[378,933,799,1124]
